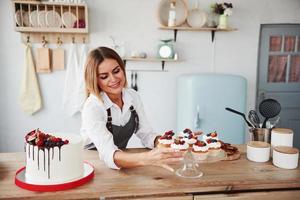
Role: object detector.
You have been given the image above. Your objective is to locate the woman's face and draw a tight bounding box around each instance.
[97,58,126,96]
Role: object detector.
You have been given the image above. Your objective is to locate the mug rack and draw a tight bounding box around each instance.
[12,0,89,43]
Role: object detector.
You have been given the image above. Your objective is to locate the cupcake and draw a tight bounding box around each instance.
[206,138,222,156]
[192,140,209,161]
[203,131,219,141]
[171,138,189,152]
[157,130,175,148]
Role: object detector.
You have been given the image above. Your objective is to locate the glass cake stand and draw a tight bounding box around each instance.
[175,149,203,178]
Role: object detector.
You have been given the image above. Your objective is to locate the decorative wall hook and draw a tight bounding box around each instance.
[42,36,47,47]
[57,37,62,46]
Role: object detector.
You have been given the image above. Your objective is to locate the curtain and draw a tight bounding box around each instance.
[268,56,287,82]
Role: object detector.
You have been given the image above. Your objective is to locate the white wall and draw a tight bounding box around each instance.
[1,0,300,152]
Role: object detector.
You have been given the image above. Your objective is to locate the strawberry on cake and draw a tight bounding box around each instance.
[157,130,175,148]
[206,138,222,156]
[171,138,189,152]
[203,131,219,141]
[192,140,209,161]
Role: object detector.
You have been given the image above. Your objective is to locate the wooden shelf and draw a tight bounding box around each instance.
[159,26,238,42]
[123,57,182,71]
[15,27,88,33]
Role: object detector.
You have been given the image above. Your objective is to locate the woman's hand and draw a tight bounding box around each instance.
[142,147,184,171]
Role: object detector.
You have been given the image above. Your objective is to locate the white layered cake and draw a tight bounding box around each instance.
[24,129,84,184]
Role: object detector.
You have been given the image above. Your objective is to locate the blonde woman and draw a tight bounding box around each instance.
[80,47,183,169]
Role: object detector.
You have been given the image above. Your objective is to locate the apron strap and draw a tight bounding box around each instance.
[106,106,139,133]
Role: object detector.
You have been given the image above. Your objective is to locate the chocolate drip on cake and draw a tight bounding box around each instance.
[37,148,40,170]
[52,147,54,160]
[47,148,50,179]
[59,146,61,161]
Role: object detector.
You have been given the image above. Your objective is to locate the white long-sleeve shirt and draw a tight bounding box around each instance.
[80,88,160,169]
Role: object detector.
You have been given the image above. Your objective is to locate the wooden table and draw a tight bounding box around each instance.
[1,145,300,200]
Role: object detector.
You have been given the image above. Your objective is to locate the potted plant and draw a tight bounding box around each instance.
[211,2,233,29]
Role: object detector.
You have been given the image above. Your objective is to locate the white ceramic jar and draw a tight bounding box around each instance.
[273,146,299,169]
[247,141,270,162]
[271,128,294,147]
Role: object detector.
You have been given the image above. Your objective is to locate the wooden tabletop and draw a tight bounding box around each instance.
[0,145,300,200]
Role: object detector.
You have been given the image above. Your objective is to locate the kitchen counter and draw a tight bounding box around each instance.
[0,145,300,200]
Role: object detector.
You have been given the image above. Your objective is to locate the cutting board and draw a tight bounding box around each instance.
[52,48,64,70]
[36,47,51,73]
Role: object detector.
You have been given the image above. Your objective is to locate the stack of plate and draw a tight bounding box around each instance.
[26,9,77,28]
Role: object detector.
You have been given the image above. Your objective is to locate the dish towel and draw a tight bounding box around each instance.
[20,44,42,115]
[62,44,79,116]
[77,43,88,112]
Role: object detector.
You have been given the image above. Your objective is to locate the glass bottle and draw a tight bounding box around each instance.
[168,2,176,27]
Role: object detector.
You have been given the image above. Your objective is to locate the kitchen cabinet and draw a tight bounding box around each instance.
[1,145,299,200]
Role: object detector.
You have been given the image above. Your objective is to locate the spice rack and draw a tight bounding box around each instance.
[12,0,89,43]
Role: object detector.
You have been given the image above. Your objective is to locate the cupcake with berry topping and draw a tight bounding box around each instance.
[171,138,189,152]
[203,131,219,141]
[206,138,222,156]
[192,140,209,161]
[157,130,175,148]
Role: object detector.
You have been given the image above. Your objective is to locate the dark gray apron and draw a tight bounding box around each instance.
[87,105,139,150]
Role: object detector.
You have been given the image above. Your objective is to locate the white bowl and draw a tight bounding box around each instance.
[186,8,207,28]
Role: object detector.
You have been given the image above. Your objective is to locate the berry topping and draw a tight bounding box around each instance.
[210,131,218,137]
[164,130,175,136]
[174,139,185,145]
[206,139,212,144]
[195,140,206,147]
[183,128,192,134]
[25,129,69,148]
[210,139,218,143]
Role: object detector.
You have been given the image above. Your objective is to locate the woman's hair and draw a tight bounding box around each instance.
[84,47,127,101]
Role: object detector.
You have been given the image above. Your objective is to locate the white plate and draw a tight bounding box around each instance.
[46,10,62,28]
[62,11,77,28]
[38,10,47,27]
[29,10,38,27]
[158,0,188,27]
[187,8,207,28]
[15,10,30,26]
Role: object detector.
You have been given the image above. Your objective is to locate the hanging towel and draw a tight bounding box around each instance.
[20,44,42,115]
[62,44,79,116]
[77,43,88,112]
